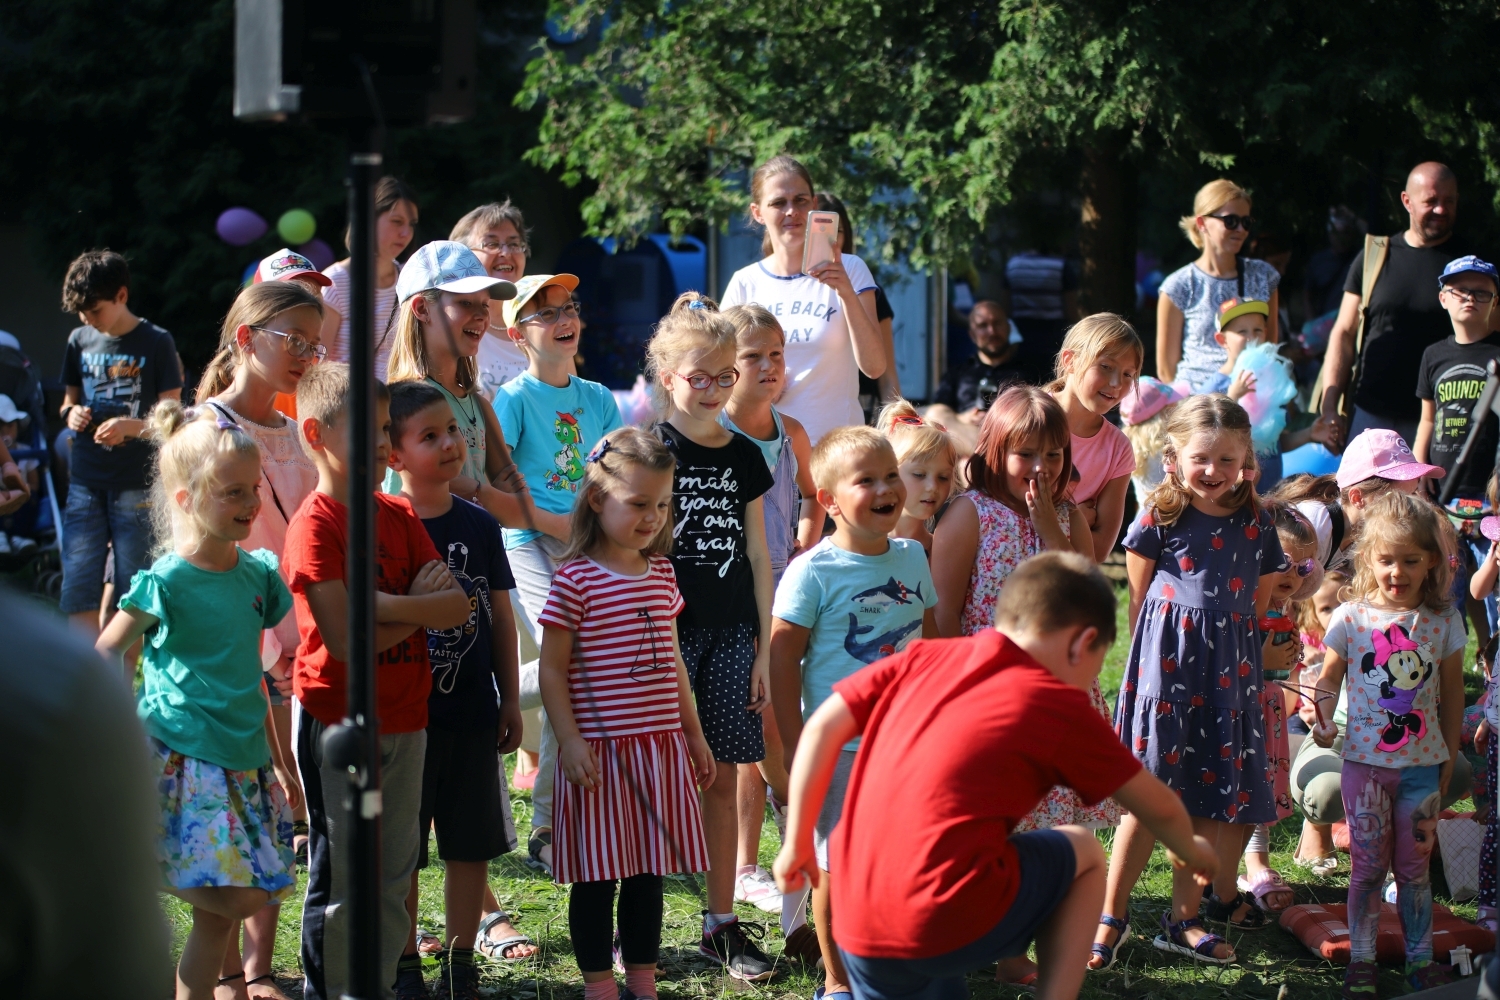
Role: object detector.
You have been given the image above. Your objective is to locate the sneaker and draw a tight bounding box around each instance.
[768,789,788,840]
[394,954,430,1000]
[700,914,775,982]
[1341,959,1378,999]
[10,535,33,553]
[435,949,482,1000]
[1406,960,1457,992]
[0,532,12,555]
[734,867,784,914]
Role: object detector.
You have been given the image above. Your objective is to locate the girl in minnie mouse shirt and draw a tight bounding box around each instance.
[1313,490,1466,995]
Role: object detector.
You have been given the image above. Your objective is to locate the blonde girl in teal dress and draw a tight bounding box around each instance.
[98,401,300,1000]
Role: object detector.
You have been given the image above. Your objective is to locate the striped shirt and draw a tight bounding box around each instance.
[539,555,686,739]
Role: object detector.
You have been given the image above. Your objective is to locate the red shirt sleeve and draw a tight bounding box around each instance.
[1049,691,1142,804]
[657,557,685,619]
[284,497,346,593]
[538,564,584,631]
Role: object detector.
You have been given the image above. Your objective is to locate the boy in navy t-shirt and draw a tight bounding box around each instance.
[388,380,535,994]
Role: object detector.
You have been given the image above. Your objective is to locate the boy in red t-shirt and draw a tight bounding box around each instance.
[774,552,1216,1000]
[282,363,470,1000]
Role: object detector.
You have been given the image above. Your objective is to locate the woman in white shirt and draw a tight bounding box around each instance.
[319,176,418,381]
[720,155,885,444]
[450,200,545,399]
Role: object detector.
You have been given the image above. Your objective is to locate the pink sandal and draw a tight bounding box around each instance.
[1237,868,1294,913]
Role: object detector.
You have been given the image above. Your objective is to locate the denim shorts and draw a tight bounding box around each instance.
[60,484,153,615]
[840,829,1076,1000]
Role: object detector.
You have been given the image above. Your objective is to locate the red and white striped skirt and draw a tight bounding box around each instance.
[552,729,710,884]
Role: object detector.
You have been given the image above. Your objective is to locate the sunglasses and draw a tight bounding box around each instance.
[1292,557,1317,578]
[1207,213,1255,231]
[669,369,740,390]
[252,326,326,361]
[893,414,948,433]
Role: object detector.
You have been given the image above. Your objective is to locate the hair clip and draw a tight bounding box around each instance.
[892,415,924,427]
[585,439,611,464]
[216,416,237,431]
[687,300,708,310]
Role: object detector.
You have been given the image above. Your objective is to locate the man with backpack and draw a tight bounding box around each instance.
[1317,162,1483,449]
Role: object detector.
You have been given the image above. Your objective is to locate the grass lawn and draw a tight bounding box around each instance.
[160,584,1487,999]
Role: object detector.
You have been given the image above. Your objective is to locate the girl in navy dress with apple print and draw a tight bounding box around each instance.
[1089,394,1286,971]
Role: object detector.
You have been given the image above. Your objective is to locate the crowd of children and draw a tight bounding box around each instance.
[49,160,1500,1000]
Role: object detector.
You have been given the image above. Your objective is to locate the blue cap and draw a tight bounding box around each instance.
[396,240,518,304]
[1438,255,1500,288]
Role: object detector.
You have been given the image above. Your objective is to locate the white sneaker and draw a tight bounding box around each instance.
[11,536,34,552]
[0,532,12,554]
[733,867,783,913]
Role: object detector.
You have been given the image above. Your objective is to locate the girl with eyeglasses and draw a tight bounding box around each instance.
[319,175,419,382]
[195,280,326,994]
[646,293,778,981]
[1158,179,1282,391]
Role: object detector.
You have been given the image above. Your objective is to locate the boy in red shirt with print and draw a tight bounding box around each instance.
[774,552,1216,1000]
[283,363,470,1000]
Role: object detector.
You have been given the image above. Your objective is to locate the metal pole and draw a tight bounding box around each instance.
[343,136,383,1000]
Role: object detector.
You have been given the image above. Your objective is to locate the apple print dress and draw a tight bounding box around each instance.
[1118,503,1286,823]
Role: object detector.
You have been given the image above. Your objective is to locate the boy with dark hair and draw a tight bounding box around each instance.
[57,248,182,638]
[775,553,1217,1000]
[283,363,471,1000]
[387,380,536,998]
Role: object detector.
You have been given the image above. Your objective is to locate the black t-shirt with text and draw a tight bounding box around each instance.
[420,498,516,731]
[1345,233,1477,420]
[655,422,774,630]
[1416,334,1500,498]
[61,319,181,490]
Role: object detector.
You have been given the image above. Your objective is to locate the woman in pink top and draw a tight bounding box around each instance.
[1047,314,1143,561]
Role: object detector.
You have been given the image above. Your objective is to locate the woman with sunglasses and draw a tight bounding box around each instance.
[1158,179,1282,391]
[196,279,326,1000]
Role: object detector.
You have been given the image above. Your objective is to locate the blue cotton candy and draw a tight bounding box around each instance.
[1230,341,1298,453]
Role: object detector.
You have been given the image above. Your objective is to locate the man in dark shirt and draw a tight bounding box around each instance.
[1318,162,1485,448]
[925,300,1026,454]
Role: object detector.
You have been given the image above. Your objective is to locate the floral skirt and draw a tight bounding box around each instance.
[152,739,296,900]
[1014,680,1121,832]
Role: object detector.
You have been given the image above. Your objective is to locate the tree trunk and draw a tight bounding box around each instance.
[1078,137,1138,319]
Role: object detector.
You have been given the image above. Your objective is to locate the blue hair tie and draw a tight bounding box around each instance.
[586,440,611,464]
[687,299,707,311]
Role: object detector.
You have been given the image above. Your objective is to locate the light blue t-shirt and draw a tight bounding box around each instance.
[772,536,936,748]
[494,372,622,549]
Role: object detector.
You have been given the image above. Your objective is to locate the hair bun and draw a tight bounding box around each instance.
[146,398,192,443]
[671,291,719,314]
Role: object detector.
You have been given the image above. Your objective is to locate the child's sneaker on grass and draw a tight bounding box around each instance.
[700,913,774,982]
[394,953,430,1000]
[435,948,482,1000]
[1406,959,1457,992]
[734,867,784,913]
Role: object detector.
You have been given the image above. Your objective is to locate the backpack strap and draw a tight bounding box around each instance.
[1325,501,1346,569]
[1236,253,1246,300]
[1344,234,1391,418]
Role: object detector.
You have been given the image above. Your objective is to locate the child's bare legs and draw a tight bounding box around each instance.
[1088,812,1155,968]
[758,710,789,803]
[703,759,739,914]
[240,906,283,996]
[1242,823,1294,910]
[1167,818,1235,960]
[812,871,850,995]
[404,870,422,957]
[1296,819,1337,861]
[479,884,539,958]
[1034,827,1106,1000]
[736,766,768,868]
[174,887,270,1000]
[444,861,488,949]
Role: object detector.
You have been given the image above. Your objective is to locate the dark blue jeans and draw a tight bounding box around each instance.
[60,483,151,614]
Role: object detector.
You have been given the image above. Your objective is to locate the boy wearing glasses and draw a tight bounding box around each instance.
[493,273,623,874]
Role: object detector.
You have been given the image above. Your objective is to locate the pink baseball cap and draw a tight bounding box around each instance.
[1120,376,1190,426]
[1335,428,1445,489]
[254,248,333,288]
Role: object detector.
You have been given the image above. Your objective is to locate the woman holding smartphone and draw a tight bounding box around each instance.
[720,156,885,443]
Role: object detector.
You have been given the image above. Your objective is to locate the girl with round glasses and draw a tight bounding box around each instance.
[1158,179,1282,391]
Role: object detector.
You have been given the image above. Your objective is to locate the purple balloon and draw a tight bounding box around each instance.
[217,207,268,247]
[297,238,335,271]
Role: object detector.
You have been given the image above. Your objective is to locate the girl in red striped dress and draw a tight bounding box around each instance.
[539,426,716,1000]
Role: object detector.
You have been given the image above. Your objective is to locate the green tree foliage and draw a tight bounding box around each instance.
[521,0,1500,293]
[0,0,555,367]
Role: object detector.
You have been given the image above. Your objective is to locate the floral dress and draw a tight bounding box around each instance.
[959,491,1120,830]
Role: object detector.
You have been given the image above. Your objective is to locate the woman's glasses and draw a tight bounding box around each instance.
[516,301,582,326]
[1207,213,1256,231]
[476,239,530,256]
[669,369,740,390]
[252,327,326,361]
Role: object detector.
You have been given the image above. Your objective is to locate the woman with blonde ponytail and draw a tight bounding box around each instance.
[196,278,324,998]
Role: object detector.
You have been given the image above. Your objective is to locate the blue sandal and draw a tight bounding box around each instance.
[1152,911,1233,965]
[1089,914,1132,971]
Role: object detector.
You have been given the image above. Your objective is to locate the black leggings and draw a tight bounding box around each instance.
[568,874,663,973]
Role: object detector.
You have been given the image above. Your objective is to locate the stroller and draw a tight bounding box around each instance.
[0,331,63,580]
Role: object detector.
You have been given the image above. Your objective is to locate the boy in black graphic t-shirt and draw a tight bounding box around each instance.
[58,250,182,636]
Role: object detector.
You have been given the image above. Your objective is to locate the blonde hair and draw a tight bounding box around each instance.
[146,399,261,553]
[750,155,817,257]
[1047,312,1143,393]
[809,425,895,494]
[1121,407,1175,480]
[195,281,325,400]
[385,289,478,392]
[563,426,677,561]
[1348,491,1456,614]
[644,292,738,413]
[876,398,957,470]
[295,361,389,431]
[1145,394,1256,527]
[723,303,785,347]
[1179,179,1252,249]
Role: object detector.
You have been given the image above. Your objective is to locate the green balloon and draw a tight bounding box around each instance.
[277,208,317,245]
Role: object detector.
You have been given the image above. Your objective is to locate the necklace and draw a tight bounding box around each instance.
[432,376,480,430]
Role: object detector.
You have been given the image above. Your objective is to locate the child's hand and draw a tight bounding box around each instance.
[66,405,93,432]
[1262,634,1298,674]
[491,459,530,495]
[1024,461,1059,526]
[746,648,770,714]
[408,560,459,596]
[560,736,601,789]
[498,700,525,754]
[772,838,821,894]
[1311,720,1338,747]
[93,416,135,446]
[686,731,716,790]
[270,654,295,699]
[1228,369,1257,401]
[1167,834,1219,887]
[1077,497,1099,528]
[1308,414,1337,446]
[274,760,303,812]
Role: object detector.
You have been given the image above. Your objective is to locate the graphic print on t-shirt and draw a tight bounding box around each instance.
[544,408,586,494]
[79,348,147,445]
[674,462,743,578]
[763,298,838,345]
[1356,623,1437,753]
[427,540,491,695]
[844,575,926,664]
[1432,361,1489,457]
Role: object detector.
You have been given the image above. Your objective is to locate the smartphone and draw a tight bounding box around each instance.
[801,211,840,275]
